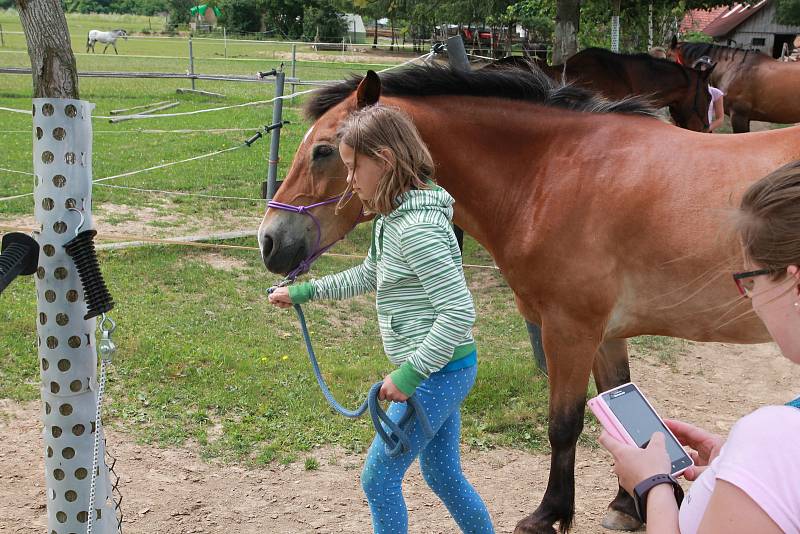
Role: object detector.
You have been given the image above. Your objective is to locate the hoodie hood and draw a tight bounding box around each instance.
[388,185,454,221]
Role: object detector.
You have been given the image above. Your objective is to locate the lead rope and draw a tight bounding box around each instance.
[271,280,434,457]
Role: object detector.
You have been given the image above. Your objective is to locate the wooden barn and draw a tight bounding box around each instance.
[696,1,800,58]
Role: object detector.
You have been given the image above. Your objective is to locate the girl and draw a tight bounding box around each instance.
[599,161,800,533]
[269,105,494,534]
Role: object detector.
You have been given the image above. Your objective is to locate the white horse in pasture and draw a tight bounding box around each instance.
[86,29,128,54]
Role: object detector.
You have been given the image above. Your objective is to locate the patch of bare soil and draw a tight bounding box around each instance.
[0,201,260,242]
[2,340,799,533]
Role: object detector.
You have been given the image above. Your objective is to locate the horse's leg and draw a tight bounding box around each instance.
[592,339,642,531]
[103,43,108,54]
[453,225,464,253]
[525,321,547,373]
[113,42,118,55]
[515,317,601,534]
[730,108,751,133]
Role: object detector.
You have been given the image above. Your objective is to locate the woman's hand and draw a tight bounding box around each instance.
[598,431,672,495]
[664,419,725,480]
[268,287,293,309]
[379,375,409,402]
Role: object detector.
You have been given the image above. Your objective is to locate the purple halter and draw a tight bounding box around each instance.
[267,192,363,281]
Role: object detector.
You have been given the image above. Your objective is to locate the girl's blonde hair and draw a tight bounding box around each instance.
[736,160,800,278]
[336,105,434,215]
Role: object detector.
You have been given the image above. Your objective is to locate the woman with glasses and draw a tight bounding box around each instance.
[599,161,800,533]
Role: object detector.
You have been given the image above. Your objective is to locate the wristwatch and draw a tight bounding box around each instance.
[633,473,684,524]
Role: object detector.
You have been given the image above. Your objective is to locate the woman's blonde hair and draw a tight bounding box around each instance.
[736,160,800,278]
[336,105,434,215]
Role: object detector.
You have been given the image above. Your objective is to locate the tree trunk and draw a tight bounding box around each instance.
[553,0,580,65]
[16,0,79,98]
[373,18,378,49]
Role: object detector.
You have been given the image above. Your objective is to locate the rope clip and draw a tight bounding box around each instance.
[98,313,117,362]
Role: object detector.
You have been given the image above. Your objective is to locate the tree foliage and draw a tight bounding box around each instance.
[217,0,262,32]
[776,0,800,25]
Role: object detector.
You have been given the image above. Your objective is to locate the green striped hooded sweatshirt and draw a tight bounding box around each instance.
[288,186,476,396]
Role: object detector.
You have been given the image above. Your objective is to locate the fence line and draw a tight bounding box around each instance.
[0,223,500,270]
[0,48,404,68]
[0,127,261,134]
[0,87,319,121]
[95,183,262,202]
[0,166,34,176]
[0,105,32,115]
[0,142,247,202]
[94,144,245,183]
[0,67,326,85]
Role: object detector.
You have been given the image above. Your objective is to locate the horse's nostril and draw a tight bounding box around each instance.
[261,234,274,263]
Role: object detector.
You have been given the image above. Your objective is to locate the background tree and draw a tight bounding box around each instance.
[217,0,262,33]
[16,0,79,98]
[776,0,800,25]
[302,1,346,42]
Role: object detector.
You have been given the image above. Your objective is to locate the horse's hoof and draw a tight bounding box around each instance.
[514,515,557,534]
[601,508,643,531]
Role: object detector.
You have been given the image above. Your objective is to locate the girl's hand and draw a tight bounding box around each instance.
[268,287,293,309]
[664,418,725,481]
[379,375,409,402]
[598,430,672,495]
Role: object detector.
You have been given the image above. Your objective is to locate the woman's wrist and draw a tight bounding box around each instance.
[645,483,681,533]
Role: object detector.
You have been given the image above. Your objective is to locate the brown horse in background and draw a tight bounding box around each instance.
[669,38,800,132]
[492,48,713,132]
[258,65,800,533]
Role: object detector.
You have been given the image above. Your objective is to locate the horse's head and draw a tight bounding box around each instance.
[116,29,128,40]
[258,72,381,276]
[667,36,683,63]
[667,64,714,132]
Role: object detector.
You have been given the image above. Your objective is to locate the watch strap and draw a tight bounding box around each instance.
[633,473,684,524]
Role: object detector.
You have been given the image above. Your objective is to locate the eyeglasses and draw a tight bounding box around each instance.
[732,268,777,297]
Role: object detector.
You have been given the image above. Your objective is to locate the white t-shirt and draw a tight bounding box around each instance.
[679,405,800,533]
[708,86,724,125]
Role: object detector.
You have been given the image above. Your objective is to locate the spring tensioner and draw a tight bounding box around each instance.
[64,228,114,320]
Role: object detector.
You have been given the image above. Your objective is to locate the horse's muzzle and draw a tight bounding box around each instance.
[259,230,308,276]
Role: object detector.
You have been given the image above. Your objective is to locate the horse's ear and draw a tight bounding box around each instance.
[356,70,381,109]
[700,63,716,77]
[670,35,678,50]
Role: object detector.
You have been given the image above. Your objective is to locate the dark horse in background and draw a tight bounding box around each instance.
[259,65,800,533]
[491,47,714,132]
[670,38,800,132]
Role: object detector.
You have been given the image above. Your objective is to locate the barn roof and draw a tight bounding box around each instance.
[702,1,769,38]
[680,6,729,33]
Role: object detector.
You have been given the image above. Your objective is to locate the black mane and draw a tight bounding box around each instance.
[305,63,657,120]
[679,42,762,64]
[578,47,692,81]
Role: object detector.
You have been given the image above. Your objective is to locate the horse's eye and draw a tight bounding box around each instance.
[313,145,334,160]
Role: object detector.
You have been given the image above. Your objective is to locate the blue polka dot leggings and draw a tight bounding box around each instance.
[361,363,495,533]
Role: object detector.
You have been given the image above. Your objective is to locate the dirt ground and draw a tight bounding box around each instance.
[2,339,799,534]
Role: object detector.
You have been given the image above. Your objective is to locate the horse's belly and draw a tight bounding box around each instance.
[604,280,771,343]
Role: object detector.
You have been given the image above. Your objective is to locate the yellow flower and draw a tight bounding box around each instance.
[281,355,289,361]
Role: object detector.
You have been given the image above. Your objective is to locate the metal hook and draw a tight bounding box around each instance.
[67,207,85,236]
[99,313,116,335]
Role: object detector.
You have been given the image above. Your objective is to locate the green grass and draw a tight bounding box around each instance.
[0,11,686,464]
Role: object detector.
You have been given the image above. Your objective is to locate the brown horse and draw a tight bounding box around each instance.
[258,64,800,533]
[669,38,800,132]
[491,48,714,132]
